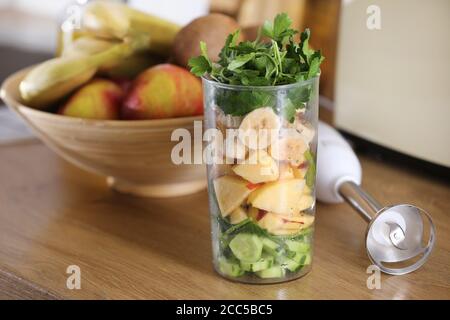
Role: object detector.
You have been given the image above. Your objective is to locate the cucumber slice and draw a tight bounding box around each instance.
[285,240,310,253]
[240,254,274,272]
[262,238,281,256]
[276,255,301,272]
[293,252,312,265]
[256,265,285,279]
[303,254,312,265]
[304,151,316,189]
[229,233,263,263]
[240,261,252,272]
[273,226,313,241]
[218,257,244,277]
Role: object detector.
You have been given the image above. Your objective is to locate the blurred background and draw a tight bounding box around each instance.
[0,0,449,171]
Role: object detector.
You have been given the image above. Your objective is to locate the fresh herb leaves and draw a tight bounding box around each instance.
[216,90,275,116]
[304,150,316,189]
[188,13,324,121]
[262,13,297,46]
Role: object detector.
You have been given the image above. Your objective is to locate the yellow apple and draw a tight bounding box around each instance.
[278,162,295,179]
[213,175,252,217]
[292,166,307,179]
[303,185,312,195]
[298,195,314,211]
[210,164,235,180]
[271,214,315,235]
[248,179,305,215]
[232,150,279,184]
[229,207,248,224]
[248,206,314,234]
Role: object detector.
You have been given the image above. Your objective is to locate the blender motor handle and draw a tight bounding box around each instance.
[316,122,382,221]
[316,121,363,203]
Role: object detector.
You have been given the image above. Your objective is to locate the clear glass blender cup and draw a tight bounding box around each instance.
[202,76,319,284]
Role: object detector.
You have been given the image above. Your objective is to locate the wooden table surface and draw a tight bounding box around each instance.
[0,139,449,300]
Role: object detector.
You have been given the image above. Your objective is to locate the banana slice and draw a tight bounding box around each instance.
[239,107,280,150]
[269,129,307,166]
[223,134,247,161]
[296,121,316,145]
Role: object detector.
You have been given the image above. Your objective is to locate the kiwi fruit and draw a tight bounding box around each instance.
[172,14,244,69]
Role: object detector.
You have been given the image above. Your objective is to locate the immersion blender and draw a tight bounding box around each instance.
[315,122,436,275]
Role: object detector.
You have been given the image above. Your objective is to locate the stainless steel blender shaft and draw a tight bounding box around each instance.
[338,181,382,222]
[338,181,409,251]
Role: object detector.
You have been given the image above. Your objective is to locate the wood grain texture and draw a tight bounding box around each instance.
[0,141,449,300]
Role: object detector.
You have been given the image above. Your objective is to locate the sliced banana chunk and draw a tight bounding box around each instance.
[269,129,307,166]
[238,107,280,150]
[296,121,316,145]
[223,134,247,161]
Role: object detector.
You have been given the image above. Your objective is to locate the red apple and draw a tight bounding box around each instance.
[59,79,124,120]
[121,64,203,120]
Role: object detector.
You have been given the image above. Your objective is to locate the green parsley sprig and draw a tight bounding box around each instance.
[188,13,324,122]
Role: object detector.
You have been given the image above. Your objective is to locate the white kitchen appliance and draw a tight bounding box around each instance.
[334,0,450,168]
[316,122,435,275]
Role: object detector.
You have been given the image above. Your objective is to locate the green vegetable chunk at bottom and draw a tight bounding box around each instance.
[229,233,263,263]
[256,265,285,279]
[218,257,244,277]
[240,254,274,272]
